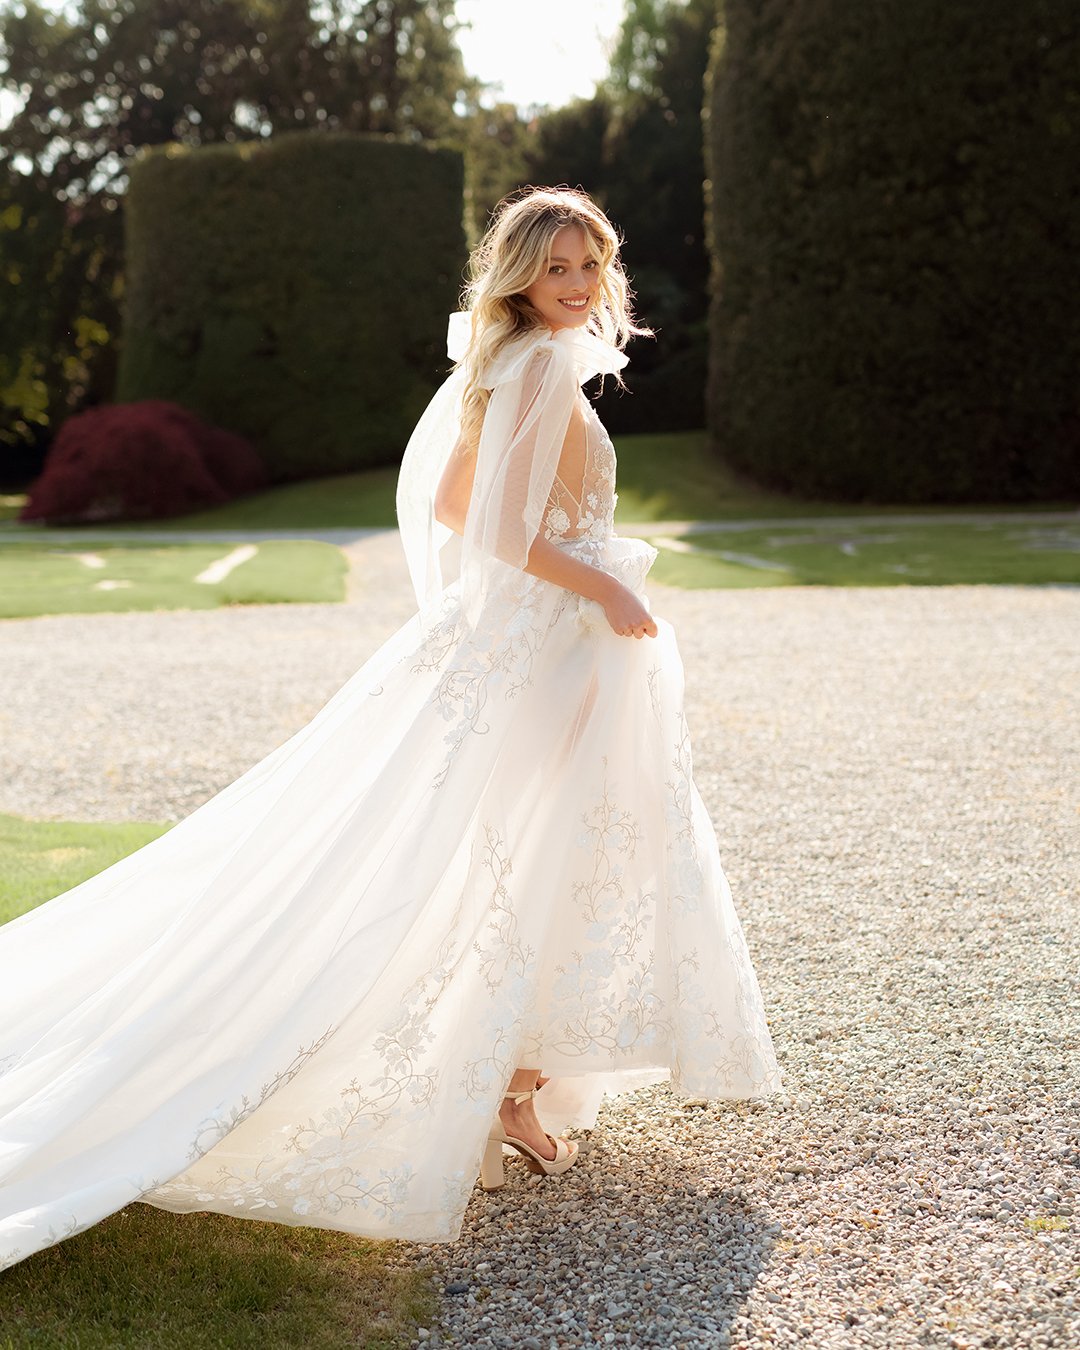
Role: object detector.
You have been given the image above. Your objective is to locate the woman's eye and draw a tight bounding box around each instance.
[549,265,564,274]
[584,260,598,270]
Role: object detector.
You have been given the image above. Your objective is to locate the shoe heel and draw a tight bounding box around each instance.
[479,1137,505,1190]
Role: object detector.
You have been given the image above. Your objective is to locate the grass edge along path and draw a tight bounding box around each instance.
[0,539,347,620]
[645,518,1080,589]
[0,811,437,1349]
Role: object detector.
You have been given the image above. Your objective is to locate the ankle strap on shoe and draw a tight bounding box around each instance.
[503,1088,535,1103]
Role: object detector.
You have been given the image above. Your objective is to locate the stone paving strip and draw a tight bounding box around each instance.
[1,529,1077,1349]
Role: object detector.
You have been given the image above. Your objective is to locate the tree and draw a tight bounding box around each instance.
[523,0,718,431]
[458,99,533,242]
[0,0,474,476]
[608,0,686,97]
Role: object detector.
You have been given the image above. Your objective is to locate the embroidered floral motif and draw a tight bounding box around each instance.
[647,665,663,722]
[411,593,464,675]
[542,398,617,544]
[542,758,668,1060]
[545,502,572,536]
[473,824,535,998]
[150,1149,413,1222]
[416,576,552,790]
[287,1068,437,1150]
[187,1025,338,1162]
[460,823,539,1100]
[665,711,705,916]
[1,1213,83,1273]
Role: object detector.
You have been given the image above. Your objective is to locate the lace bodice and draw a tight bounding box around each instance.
[541,398,617,544]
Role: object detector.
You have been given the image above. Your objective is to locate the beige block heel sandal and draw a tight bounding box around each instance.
[479,1088,579,1190]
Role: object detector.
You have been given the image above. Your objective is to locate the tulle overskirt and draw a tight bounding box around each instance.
[0,533,782,1268]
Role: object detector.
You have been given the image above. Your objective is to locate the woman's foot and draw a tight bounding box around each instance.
[498,1091,559,1161]
[480,1089,578,1191]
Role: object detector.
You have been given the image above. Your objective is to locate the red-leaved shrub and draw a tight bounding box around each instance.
[19,401,267,525]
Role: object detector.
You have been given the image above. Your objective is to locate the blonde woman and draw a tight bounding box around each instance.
[0,187,782,1271]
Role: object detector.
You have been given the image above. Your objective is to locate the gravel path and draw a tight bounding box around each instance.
[2,532,1078,1349]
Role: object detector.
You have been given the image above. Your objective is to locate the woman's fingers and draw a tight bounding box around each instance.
[606,590,657,638]
[621,618,658,638]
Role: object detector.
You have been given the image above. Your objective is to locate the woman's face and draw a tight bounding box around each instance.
[521,224,601,331]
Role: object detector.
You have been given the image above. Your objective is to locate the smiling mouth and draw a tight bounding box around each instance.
[559,297,590,310]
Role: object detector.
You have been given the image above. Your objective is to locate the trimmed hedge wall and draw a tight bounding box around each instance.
[705,0,1080,502]
[117,131,465,482]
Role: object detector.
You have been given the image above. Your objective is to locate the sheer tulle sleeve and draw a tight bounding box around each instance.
[394,353,467,630]
[395,317,628,633]
[458,339,577,629]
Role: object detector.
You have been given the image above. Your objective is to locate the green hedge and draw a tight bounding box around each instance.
[117,131,465,482]
[705,0,1080,502]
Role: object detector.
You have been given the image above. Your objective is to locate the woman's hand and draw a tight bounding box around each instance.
[602,579,658,639]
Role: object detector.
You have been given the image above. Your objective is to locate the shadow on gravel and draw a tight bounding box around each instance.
[415,1121,779,1348]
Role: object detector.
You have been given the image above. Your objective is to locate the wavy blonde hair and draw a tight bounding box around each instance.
[455,186,650,455]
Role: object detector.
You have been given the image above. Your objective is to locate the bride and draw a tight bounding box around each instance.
[0,186,783,1272]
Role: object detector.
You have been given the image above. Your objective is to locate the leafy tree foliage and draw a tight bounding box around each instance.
[458,99,533,242]
[523,0,718,431]
[0,0,473,478]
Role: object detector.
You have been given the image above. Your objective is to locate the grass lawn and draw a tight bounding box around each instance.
[646,519,1080,588]
[3,434,1076,610]
[7,431,1073,535]
[0,539,347,619]
[0,468,401,532]
[112,432,795,529]
[0,810,436,1347]
[0,1205,434,1350]
[0,811,171,924]
[615,432,902,523]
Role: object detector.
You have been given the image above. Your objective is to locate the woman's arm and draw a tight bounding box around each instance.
[435,446,620,606]
[436,450,656,637]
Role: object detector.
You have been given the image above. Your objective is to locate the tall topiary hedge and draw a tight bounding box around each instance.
[705,0,1080,502]
[118,131,465,482]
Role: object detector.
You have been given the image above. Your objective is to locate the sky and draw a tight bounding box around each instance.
[0,0,628,129]
[455,0,627,109]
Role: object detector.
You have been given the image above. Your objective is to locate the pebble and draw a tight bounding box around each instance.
[3,535,1078,1349]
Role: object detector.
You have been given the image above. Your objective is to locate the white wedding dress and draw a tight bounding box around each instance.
[0,323,783,1273]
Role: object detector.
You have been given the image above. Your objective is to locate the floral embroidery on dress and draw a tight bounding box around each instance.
[1,1213,84,1273]
[186,1025,339,1163]
[647,665,663,723]
[461,823,540,1101]
[473,825,535,998]
[150,1147,414,1221]
[413,575,550,789]
[665,711,705,917]
[541,398,617,545]
[545,501,573,537]
[149,1092,419,1222]
[542,758,669,1061]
